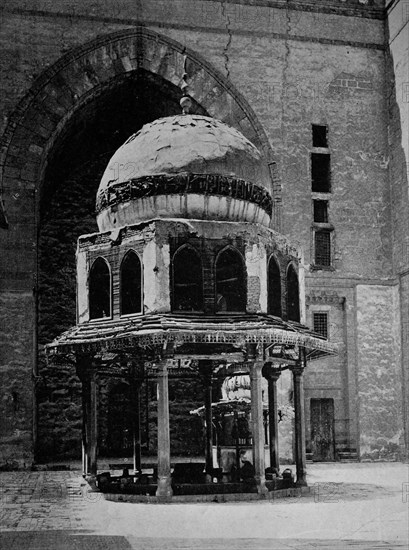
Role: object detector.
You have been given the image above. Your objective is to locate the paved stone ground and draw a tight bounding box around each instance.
[0,463,408,549]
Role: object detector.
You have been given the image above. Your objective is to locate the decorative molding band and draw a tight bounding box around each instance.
[306,292,345,305]
[3,1,387,28]
[1,9,387,51]
[197,0,386,19]
[96,173,274,217]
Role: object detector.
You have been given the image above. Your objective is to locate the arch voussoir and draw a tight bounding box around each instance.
[84,48,119,83]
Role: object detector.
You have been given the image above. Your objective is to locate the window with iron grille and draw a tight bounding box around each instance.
[314,231,331,266]
[311,153,331,192]
[313,200,328,223]
[312,124,328,148]
[313,312,328,338]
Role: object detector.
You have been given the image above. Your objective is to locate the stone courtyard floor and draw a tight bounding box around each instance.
[0,462,408,549]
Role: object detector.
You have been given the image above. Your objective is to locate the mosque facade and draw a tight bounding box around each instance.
[0,0,408,468]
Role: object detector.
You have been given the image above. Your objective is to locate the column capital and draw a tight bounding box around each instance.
[262,363,282,381]
[198,359,216,382]
[127,358,145,379]
[156,359,169,377]
[245,342,260,361]
[75,353,94,381]
[160,341,175,360]
[290,362,305,377]
[249,361,264,377]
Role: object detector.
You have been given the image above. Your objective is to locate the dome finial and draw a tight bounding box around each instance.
[180,54,192,115]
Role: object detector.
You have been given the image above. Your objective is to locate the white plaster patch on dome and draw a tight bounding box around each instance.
[99,115,270,192]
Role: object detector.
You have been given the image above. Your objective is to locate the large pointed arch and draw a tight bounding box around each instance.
[0,27,276,209]
[0,27,279,292]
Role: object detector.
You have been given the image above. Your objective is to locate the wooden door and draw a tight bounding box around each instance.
[310,398,335,461]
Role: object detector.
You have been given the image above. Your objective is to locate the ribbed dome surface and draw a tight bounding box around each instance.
[96,114,273,231]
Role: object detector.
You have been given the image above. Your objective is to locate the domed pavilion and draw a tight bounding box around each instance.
[47,98,336,501]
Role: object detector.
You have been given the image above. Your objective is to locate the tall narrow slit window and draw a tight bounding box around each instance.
[173,246,203,311]
[311,153,331,192]
[268,256,282,317]
[216,248,246,312]
[315,231,331,267]
[89,257,111,319]
[120,250,142,315]
[313,312,328,339]
[286,265,300,322]
[312,124,328,148]
[313,200,328,223]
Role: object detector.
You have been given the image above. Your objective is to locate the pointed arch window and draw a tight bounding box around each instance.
[268,256,282,317]
[216,248,246,312]
[120,250,142,315]
[173,246,203,311]
[287,264,300,322]
[89,257,111,320]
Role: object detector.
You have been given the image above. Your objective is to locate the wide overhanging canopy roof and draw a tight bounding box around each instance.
[46,313,337,360]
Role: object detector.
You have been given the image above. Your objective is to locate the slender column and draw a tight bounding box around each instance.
[88,369,98,477]
[233,410,240,471]
[156,361,173,500]
[266,369,281,474]
[81,373,90,476]
[199,361,214,473]
[130,372,142,473]
[250,361,268,495]
[145,379,150,453]
[204,377,213,473]
[77,355,92,477]
[292,357,307,486]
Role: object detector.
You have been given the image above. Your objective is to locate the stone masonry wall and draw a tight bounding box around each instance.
[399,273,409,453]
[356,284,403,459]
[387,0,409,452]
[0,292,34,467]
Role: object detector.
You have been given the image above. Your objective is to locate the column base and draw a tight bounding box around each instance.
[255,475,269,496]
[83,474,98,490]
[296,477,308,487]
[156,476,173,500]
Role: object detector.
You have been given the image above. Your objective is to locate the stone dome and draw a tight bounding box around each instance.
[96,114,273,232]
